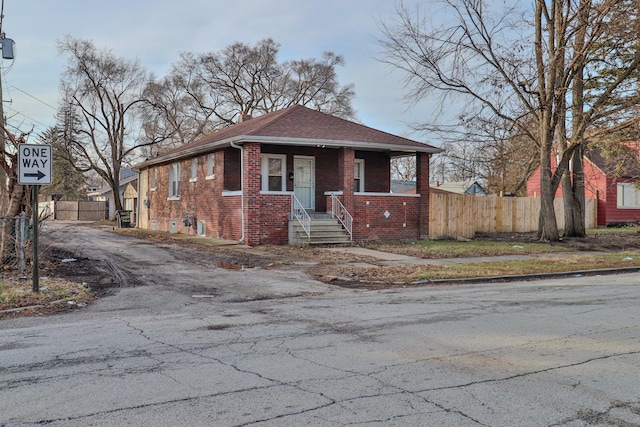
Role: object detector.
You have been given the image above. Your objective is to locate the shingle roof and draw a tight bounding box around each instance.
[586,144,640,177]
[391,180,455,194]
[432,181,485,195]
[138,105,441,167]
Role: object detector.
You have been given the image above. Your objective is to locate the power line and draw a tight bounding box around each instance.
[8,84,57,110]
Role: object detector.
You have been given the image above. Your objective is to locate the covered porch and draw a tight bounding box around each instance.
[234,142,431,246]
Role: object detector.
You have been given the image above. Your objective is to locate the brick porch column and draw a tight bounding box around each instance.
[243,142,261,246]
[338,147,355,213]
[416,152,431,240]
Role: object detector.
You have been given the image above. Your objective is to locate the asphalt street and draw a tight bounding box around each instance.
[1,223,640,426]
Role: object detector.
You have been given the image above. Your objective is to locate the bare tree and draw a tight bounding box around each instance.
[458,115,538,196]
[38,126,87,201]
[379,0,640,240]
[391,156,416,180]
[57,36,161,214]
[139,59,223,152]
[0,124,32,261]
[143,39,357,149]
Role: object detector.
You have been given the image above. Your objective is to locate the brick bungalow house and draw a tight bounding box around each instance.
[133,105,442,246]
[526,143,640,226]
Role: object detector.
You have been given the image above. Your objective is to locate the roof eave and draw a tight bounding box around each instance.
[253,136,443,154]
[133,135,443,170]
[133,138,239,170]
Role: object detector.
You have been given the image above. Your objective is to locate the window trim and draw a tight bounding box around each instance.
[168,162,181,200]
[189,158,198,182]
[150,167,157,191]
[354,158,365,192]
[260,154,287,192]
[617,182,640,209]
[205,153,216,180]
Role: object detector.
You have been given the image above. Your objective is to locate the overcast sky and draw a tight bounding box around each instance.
[0,0,441,146]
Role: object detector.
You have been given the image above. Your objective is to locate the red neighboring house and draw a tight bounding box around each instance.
[526,144,640,226]
[134,105,442,245]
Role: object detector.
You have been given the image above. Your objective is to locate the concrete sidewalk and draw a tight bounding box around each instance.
[325,246,640,284]
[325,246,588,266]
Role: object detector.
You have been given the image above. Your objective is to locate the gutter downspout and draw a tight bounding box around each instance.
[230,141,245,244]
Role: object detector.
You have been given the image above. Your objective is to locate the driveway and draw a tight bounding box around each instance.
[1,222,640,426]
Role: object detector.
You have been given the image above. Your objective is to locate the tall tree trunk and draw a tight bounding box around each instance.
[564,146,586,237]
[538,139,560,241]
[1,182,27,263]
[562,0,589,238]
[535,0,561,242]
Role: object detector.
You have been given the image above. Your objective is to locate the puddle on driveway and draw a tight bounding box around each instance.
[213,261,254,270]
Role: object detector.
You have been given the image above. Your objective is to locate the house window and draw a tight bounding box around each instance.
[261,154,286,192]
[354,159,365,192]
[151,168,157,191]
[617,182,640,208]
[206,154,215,180]
[169,162,180,199]
[190,158,198,182]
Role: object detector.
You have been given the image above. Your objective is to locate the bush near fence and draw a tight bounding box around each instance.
[429,193,597,240]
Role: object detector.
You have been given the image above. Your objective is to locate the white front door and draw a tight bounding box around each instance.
[294,156,315,210]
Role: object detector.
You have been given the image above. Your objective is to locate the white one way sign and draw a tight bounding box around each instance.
[18,144,52,185]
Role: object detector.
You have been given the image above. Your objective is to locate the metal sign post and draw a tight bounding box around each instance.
[17,144,52,292]
[31,185,39,292]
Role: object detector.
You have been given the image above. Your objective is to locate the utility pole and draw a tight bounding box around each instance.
[0,55,6,212]
[0,0,6,211]
[0,0,13,212]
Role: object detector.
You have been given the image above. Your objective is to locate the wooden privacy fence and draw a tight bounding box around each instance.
[39,201,108,221]
[429,194,597,240]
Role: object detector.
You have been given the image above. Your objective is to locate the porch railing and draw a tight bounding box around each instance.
[331,193,353,240]
[291,193,311,240]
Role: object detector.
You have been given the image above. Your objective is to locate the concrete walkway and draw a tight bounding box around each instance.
[325,246,586,266]
[325,246,640,284]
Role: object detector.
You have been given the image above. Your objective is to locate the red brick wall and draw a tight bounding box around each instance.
[224,147,242,191]
[338,148,355,213]
[143,144,428,245]
[416,152,431,239]
[352,195,421,241]
[258,193,291,244]
[145,150,244,240]
[220,194,242,240]
[243,143,262,246]
[314,149,339,211]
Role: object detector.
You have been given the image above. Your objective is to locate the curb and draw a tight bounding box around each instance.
[328,266,640,288]
[419,266,640,286]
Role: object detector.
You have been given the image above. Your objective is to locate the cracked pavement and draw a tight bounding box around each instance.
[1,223,640,426]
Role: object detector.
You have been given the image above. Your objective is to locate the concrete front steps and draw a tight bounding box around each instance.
[289,213,351,245]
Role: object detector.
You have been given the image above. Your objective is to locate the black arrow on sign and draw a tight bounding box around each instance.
[24,170,46,180]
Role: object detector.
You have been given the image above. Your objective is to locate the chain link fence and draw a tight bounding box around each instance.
[1,213,33,274]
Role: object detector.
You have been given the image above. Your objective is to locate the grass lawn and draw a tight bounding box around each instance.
[313,227,640,285]
[0,277,93,319]
[5,226,640,317]
[363,239,568,259]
